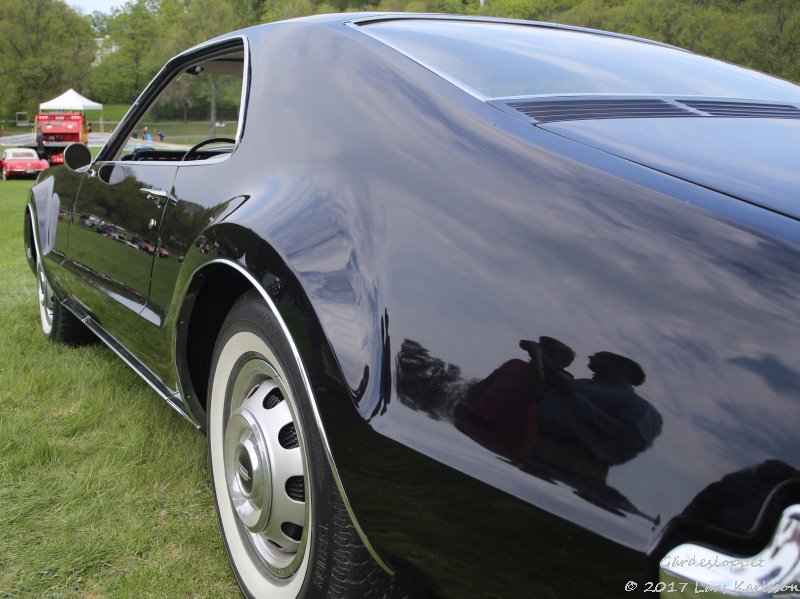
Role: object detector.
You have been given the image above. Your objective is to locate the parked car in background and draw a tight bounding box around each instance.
[23,13,800,598]
[1,148,50,180]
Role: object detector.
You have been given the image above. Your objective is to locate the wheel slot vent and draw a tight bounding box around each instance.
[678,99,800,118]
[262,388,283,409]
[279,423,299,449]
[281,522,303,541]
[285,476,305,501]
[507,98,695,123]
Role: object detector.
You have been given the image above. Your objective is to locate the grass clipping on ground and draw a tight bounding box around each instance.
[0,180,238,597]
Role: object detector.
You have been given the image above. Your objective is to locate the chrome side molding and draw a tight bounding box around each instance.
[660,505,800,597]
[61,296,199,428]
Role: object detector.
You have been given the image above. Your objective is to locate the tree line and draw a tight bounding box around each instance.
[0,0,797,118]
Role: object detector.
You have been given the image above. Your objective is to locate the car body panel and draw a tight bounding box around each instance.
[26,14,800,598]
[539,117,800,219]
[66,163,175,319]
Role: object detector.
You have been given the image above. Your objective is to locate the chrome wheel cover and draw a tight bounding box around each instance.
[210,331,312,596]
[36,260,54,335]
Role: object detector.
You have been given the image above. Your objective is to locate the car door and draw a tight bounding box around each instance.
[61,38,245,344]
[64,161,176,335]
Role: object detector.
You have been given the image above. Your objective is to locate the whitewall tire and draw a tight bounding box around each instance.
[208,290,390,598]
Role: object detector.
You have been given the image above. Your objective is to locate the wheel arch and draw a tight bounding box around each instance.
[174,242,395,576]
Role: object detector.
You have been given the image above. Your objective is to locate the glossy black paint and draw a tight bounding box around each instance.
[540,117,800,219]
[27,14,800,598]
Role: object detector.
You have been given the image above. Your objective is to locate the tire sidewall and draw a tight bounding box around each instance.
[208,295,337,599]
[36,260,54,337]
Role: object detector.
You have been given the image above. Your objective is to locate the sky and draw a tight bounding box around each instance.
[67,0,126,15]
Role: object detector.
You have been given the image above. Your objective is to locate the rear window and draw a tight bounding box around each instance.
[363,19,800,101]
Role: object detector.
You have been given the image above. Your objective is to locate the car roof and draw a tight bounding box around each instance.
[207,13,677,53]
[5,148,38,157]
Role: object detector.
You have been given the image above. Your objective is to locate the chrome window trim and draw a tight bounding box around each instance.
[348,19,488,101]
[96,34,250,167]
[347,16,696,103]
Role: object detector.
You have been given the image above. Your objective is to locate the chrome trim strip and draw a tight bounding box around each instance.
[346,13,681,49]
[29,198,199,427]
[97,34,250,164]
[347,15,684,102]
[27,203,43,265]
[350,21,487,101]
[178,258,395,576]
[660,504,800,597]
[60,296,200,428]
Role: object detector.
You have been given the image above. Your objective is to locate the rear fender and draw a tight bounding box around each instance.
[172,222,393,574]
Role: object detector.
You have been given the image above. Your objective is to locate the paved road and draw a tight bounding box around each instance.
[0,132,112,148]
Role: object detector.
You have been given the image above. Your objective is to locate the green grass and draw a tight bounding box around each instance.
[97,104,131,122]
[0,180,239,597]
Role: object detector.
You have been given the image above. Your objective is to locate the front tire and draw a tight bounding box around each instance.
[36,258,93,344]
[208,290,389,598]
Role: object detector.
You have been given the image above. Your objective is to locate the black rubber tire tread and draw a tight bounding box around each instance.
[328,490,425,599]
[48,295,95,345]
[210,289,394,598]
[329,489,393,599]
[37,258,95,345]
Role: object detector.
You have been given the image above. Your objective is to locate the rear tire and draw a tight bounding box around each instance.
[208,290,390,598]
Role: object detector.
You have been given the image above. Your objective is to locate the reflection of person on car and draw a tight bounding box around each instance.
[457,337,575,460]
[534,352,662,470]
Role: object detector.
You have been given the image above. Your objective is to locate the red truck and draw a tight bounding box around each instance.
[30,112,90,165]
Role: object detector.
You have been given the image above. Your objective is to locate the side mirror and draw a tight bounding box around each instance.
[63,143,92,172]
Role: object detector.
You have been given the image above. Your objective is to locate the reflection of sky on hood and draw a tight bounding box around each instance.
[366,20,800,101]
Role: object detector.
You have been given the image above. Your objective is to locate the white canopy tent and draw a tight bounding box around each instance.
[39,89,104,131]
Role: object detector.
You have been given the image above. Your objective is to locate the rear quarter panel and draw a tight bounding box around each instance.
[204,20,800,597]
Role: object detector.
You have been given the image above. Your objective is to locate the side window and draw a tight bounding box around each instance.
[114,45,245,162]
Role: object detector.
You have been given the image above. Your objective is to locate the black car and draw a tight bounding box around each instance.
[24,13,800,598]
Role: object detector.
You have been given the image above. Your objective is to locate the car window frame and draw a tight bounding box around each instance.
[95,35,250,166]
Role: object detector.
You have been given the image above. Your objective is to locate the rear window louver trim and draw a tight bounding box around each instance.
[508,99,693,123]
[503,98,800,123]
[678,100,800,118]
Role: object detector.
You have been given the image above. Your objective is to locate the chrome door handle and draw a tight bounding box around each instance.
[660,505,800,596]
[139,187,173,209]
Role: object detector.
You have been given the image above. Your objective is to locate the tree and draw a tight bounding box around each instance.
[747,0,800,83]
[0,0,96,115]
[90,0,161,103]
[155,0,243,131]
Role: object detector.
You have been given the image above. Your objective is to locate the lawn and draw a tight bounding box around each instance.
[0,179,238,597]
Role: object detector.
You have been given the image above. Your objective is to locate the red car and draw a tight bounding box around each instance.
[1,148,49,180]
